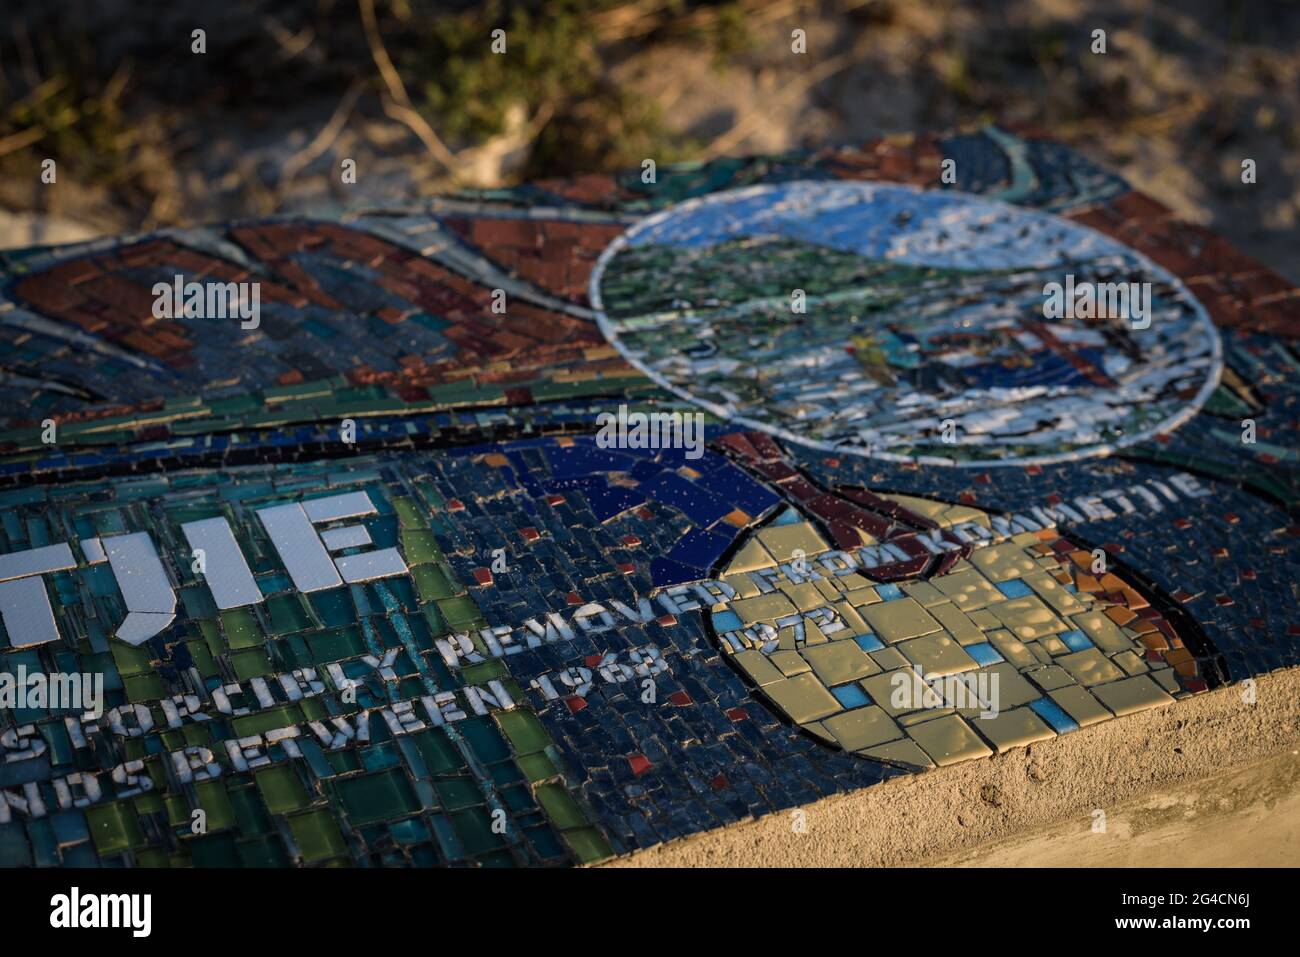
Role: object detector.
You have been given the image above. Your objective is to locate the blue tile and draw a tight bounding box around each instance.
[650,556,704,588]
[876,583,904,601]
[830,683,869,708]
[853,633,884,652]
[668,527,732,569]
[712,610,743,632]
[1029,697,1079,733]
[1060,629,1093,652]
[965,642,1004,666]
[996,579,1033,599]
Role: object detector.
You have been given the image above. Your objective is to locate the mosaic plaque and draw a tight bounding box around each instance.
[0,127,1297,869]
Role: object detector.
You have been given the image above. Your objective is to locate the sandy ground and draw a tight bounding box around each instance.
[4,2,1297,279]
[932,749,1300,867]
[606,666,1300,867]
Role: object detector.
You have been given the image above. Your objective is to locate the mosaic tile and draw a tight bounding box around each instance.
[0,125,1297,867]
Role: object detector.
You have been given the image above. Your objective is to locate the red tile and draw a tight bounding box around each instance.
[628,754,652,776]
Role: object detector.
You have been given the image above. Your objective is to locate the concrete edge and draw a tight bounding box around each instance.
[602,665,1300,867]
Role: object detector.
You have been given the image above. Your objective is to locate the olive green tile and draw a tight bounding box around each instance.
[901,581,949,607]
[987,595,1066,641]
[868,646,909,671]
[971,706,1055,752]
[780,581,824,612]
[969,541,1039,581]
[1023,570,1086,615]
[1026,665,1075,692]
[1113,649,1149,676]
[932,567,1001,611]
[756,522,828,562]
[732,648,786,686]
[861,669,934,717]
[1058,647,1126,686]
[986,629,1038,668]
[801,639,879,684]
[930,601,987,646]
[897,633,977,677]
[907,713,993,766]
[770,650,812,677]
[1090,674,1175,717]
[762,673,841,723]
[1048,685,1113,726]
[732,593,797,624]
[823,705,903,751]
[725,537,775,574]
[1070,608,1134,654]
[1150,667,1183,695]
[980,662,1043,709]
[861,597,942,643]
[861,737,935,770]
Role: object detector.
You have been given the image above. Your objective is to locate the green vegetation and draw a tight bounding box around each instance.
[387,0,752,178]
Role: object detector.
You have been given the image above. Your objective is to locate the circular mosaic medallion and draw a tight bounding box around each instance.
[589,181,1223,466]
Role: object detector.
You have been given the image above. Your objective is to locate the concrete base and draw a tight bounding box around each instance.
[608,666,1300,867]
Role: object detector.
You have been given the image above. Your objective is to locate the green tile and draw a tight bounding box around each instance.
[336,768,420,824]
[86,800,144,855]
[534,783,586,830]
[497,709,551,754]
[413,728,465,775]
[255,765,310,815]
[220,606,263,649]
[516,751,559,782]
[563,826,614,864]
[289,809,348,863]
[194,780,236,831]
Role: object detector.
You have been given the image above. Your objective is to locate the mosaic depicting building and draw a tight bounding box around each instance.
[0,125,1298,867]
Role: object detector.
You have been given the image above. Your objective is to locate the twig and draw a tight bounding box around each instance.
[0,125,46,159]
[280,81,363,183]
[357,0,463,176]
